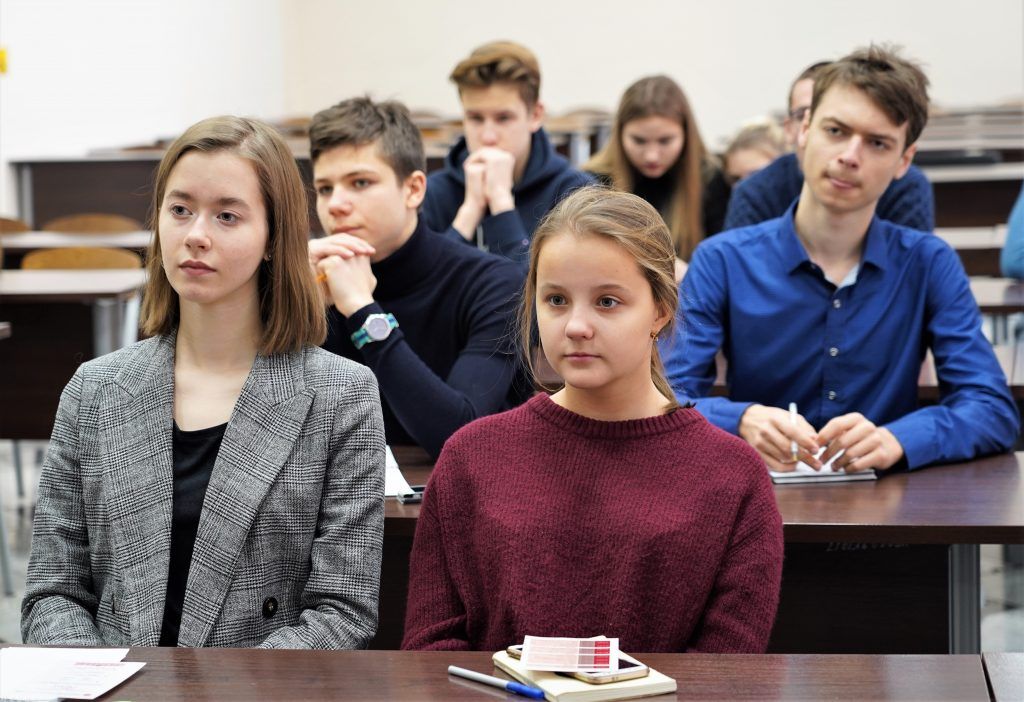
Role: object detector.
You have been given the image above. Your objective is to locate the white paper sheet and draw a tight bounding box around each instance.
[0,647,144,701]
[384,445,414,496]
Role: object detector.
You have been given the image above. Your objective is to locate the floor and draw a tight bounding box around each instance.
[0,439,1022,651]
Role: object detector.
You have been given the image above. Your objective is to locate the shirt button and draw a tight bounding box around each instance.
[833,299,842,309]
[828,390,837,401]
[829,347,839,357]
[262,597,278,619]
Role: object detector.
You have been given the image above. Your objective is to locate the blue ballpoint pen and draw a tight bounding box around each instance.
[447,665,546,699]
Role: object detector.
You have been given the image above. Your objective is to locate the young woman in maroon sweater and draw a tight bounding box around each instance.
[402,187,783,653]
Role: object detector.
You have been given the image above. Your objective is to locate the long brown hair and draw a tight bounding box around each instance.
[141,115,326,354]
[584,75,707,260]
[520,186,679,409]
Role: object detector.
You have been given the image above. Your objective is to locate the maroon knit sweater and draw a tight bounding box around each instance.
[402,393,783,653]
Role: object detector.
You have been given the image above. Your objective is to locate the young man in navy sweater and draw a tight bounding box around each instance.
[421,40,593,265]
[308,97,525,458]
[724,59,934,233]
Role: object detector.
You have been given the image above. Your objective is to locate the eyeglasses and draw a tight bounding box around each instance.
[788,106,810,122]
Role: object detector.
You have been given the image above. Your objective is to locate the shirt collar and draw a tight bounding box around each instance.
[777,199,889,275]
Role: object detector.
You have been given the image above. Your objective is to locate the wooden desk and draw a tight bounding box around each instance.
[924,162,1024,228]
[970,278,1024,314]
[938,226,1007,277]
[0,270,145,438]
[983,652,1024,701]
[0,229,152,252]
[22,648,985,701]
[378,449,1024,655]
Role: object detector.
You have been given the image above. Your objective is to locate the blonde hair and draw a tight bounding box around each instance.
[450,40,541,108]
[141,115,327,354]
[584,75,707,260]
[520,186,679,409]
[724,119,785,178]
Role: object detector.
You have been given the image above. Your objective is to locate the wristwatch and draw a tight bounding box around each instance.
[351,313,399,349]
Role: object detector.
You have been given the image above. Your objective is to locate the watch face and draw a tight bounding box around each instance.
[366,315,392,340]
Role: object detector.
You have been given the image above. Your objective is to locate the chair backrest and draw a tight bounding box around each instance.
[42,213,144,233]
[0,216,31,233]
[21,247,143,270]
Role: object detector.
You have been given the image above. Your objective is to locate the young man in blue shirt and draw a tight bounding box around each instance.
[421,41,593,265]
[308,97,524,458]
[665,45,1018,473]
[724,60,934,233]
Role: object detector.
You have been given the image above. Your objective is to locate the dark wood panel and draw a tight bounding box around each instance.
[0,301,92,438]
[934,178,1022,227]
[26,161,158,227]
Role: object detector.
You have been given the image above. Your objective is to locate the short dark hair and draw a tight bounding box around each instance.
[787,61,832,111]
[810,45,930,149]
[309,97,426,181]
[450,40,541,108]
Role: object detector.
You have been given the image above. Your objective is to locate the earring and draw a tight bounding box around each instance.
[263,253,272,262]
[650,330,659,339]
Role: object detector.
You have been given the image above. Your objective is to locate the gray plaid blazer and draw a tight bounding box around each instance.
[22,333,385,648]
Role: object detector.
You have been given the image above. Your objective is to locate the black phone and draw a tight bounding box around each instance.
[397,485,425,504]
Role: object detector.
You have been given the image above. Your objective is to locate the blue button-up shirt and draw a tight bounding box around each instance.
[663,204,1019,469]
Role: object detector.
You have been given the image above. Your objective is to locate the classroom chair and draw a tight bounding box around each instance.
[0,216,31,234]
[21,246,143,270]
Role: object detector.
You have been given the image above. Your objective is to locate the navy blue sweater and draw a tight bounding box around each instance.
[422,128,593,265]
[724,152,934,232]
[324,219,525,458]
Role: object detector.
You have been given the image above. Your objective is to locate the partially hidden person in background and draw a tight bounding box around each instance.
[585,75,730,281]
[724,59,934,232]
[308,97,525,459]
[422,40,593,265]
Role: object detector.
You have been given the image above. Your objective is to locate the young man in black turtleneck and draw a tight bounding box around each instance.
[308,97,525,459]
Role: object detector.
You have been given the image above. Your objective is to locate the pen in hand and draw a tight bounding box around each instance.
[788,402,799,464]
[447,665,545,699]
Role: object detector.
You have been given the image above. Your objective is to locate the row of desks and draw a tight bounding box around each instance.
[3,646,1017,701]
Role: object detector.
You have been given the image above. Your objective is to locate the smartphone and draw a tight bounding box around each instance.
[505,644,649,684]
[397,485,425,504]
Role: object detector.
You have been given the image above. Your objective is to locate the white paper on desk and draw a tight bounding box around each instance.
[768,447,874,480]
[384,445,414,496]
[520,635,619,671]
[0,647,144,701]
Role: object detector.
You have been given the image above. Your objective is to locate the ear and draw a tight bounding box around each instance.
[528,100,545,133]
[893,143,917,180]
[796,109,812,151]
[652,303,673,339]
[403,170,427,209]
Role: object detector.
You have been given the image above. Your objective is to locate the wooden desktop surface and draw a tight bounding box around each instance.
[0,269,146,302]
[53,648,988,701]
[387,446,1024,544]
[970,278,1024,314]
[983,652,1024,701]
[0,229,153,252]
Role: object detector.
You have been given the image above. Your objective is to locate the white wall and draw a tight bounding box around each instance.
[0,0,287,216]
[281,0,1024,147]
[2,0,1022,217]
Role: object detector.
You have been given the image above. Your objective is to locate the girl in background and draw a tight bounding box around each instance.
[585,76,729,280]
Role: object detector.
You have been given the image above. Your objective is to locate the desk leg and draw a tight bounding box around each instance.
[92,299,121,357]
[949,543,980,653]
[569,134,590,166]
[17,164,35,227]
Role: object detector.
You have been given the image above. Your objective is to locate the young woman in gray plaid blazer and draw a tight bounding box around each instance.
[21,116,386,649]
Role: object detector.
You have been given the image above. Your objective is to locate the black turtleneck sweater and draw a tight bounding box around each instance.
[324,218,525,458]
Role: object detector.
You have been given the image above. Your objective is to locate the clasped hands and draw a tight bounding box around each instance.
[452,147,516,241]
[738,404,904,473]
[309,235,377,318]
